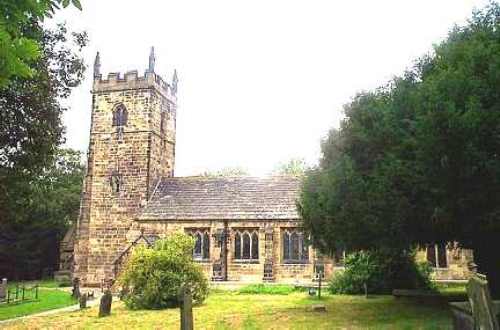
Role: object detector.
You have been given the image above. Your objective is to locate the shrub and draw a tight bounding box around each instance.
[238,284,298,295]
[329,249,433,294]
[117,233,209,309]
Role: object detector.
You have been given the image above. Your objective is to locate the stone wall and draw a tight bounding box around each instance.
[128,219,473,284]
[73,70,176,286]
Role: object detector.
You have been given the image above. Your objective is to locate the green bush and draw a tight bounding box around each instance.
[238,284,298,295]
[117,233,209,309]
[329,249,433,294]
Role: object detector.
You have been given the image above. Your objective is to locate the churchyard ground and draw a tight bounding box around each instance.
[0,281,74,321]
[3,284,465,329]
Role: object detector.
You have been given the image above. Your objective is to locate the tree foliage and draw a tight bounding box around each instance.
[0,17,87,279]
[0,148,84,279]
[329,250,433,294]
[0,0,82,87]
[300,2,500,295]
[272,158,309,176]
[118,233,209,309]
[200,166,249,177]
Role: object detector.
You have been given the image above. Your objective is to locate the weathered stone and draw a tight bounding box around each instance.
[179,287,193,330]
[79,293,87,309]
[309,304,327,312]
[0,278,7,299]
[64,51,474,287]
[466,274,499,330]
[72,277,80,299]
[98,290,113,317]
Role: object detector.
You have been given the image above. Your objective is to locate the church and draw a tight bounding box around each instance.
[61,49,473,287]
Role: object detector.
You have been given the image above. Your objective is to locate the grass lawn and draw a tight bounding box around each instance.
[4,289,458,329]
[0,288,75,321]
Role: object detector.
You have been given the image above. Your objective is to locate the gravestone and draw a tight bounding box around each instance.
[466,274,499,330]
[79,293,87,309]
[98,290,112,317]
[179,286,193,330]
[0,278,7,300]
[72,277,80,299]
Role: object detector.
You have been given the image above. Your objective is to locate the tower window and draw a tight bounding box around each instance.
[110,173,122,193]
[112,104,128,126]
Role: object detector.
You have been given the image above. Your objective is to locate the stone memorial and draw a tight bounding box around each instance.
[179,286,193,330]
[0,278,7,300]
[467,274,499,330]
[449,273,500,330]
[98,290,113,317]
[79,293,87,309]
[72,277,80,299]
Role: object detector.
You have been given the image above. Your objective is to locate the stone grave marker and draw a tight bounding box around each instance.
[0,278,7,300]
[98,290,113,317]
[72,277,80,299]
[467,274,499,330]
[79,293,87,309]
[179,286,193,330]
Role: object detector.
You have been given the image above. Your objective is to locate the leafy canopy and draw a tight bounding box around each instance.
[0,0,82,87]
[299,1,500,294]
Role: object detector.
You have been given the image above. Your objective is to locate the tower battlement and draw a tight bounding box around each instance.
[93,71,176,100]
[92,47,178,101]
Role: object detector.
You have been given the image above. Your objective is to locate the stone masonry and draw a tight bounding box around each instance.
[70,48,473,286]
[73,48,176,286]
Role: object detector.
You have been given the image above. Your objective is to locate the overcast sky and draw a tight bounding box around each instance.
[51,0,490,176]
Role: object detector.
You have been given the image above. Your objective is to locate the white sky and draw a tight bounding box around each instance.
[51,0,490,176]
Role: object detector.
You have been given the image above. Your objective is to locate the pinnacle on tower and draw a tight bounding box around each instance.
[93,51,101,78]
[172,69,178,95]
[148,46,156,73]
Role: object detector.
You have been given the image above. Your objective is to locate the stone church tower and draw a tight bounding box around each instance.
[73,48,178,286]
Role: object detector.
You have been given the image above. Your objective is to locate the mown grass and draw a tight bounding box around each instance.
[0,288,75,321]
[4,290,454,329]
[238,284,301,295]
[8,279,71,289]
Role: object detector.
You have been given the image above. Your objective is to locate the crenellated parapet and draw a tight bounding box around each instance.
[92,47,178,101]
[93,71,177,101]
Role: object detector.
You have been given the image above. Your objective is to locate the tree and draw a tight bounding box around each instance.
[0,18,87,279]
[0,23,87,173]
[300,2,500,296]
[118,233,209,309]
[0,148,84,279]
[0,0,82,87]
[272,158,308,176]
[200,166,249,177]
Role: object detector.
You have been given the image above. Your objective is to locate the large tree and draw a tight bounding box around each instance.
[0,148,84,279]
[0,0,82,87]
[0,17,87,279]
[300,2,500,296]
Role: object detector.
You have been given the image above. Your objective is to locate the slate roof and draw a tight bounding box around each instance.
[137,176,302,221]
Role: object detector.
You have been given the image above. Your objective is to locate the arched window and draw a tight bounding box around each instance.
[189,229,210,260]
[112,104,128,127]
[282,229,309,263]
[234,229,259,261]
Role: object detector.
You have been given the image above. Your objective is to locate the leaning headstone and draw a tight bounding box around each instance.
[79,293,87,309]
[466,273,499,330]
[98,290,112,317]
[0,278,7,300]
[72,277,80,299]
[179,286,193,330]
